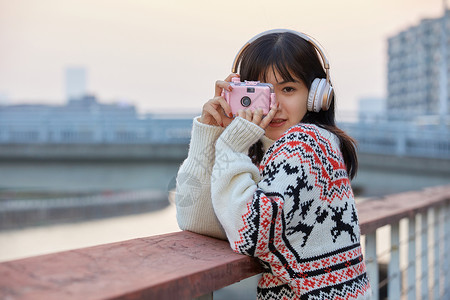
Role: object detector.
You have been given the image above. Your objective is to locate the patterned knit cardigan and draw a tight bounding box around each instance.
[210,117,372,300]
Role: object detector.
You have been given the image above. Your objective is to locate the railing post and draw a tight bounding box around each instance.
[420,211,429,299]
[432,207,440,300]
[439,204,450,299]
[407,215,416,300]
[194,293,213,300]
[365,231,379,300]
[388,222,401,299]
[445,203,450,299]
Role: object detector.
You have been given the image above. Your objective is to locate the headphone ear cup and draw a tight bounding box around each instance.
[322,83,334,111]
[307,78,326,112]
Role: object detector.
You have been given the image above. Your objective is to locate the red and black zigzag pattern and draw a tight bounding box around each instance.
[258,273,298,300]
[233,124,370,299]
[260,124,354,203]
[233,189,285,257]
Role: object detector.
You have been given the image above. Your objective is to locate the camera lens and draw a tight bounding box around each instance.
[241,96,251,107]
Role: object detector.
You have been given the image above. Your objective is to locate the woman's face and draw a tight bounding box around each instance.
[263,69,309,141]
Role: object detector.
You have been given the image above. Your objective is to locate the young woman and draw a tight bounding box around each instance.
[175,29,371,300]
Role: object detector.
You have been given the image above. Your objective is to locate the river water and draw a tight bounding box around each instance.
[0,201,181,262]
[0,160,184,261]
[0,160,182,193]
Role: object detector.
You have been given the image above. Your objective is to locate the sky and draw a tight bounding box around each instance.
[0,0,446,115]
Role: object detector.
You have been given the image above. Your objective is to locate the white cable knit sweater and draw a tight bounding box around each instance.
[176,117,371,300]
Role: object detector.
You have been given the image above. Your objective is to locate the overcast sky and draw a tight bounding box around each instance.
[0,0,446,115]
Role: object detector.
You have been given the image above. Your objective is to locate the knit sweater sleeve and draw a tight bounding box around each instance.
[175,116,227,240]
[211,117,268,254]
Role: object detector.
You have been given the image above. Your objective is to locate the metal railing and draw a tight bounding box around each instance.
[360,185,450,299]
[340,122,450,160]
[0,185,449,299]
[0,117,194,144]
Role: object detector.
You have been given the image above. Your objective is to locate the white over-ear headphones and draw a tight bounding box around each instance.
[231,29,334,112]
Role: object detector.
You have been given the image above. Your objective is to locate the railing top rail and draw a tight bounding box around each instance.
[0,185,449,299]
[358,184,450,234]
[0,231,262,300]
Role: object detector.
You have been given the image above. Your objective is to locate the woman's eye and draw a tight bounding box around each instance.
[282,87,295,93]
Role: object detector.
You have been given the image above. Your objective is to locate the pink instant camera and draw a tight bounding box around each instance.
[223,77,275,115]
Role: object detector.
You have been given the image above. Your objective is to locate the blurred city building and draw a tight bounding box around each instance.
[0,95,194,144]
[387,8,450,123]
[358,97,386,122]
[0,92,8,105]
[0,66,194,145]
[66,67,87,102]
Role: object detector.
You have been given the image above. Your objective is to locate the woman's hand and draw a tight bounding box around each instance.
[235,103,278,130]
[199,73,239,127]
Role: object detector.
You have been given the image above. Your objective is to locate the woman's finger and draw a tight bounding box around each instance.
[215,80,233,97]
[217,97,233,119]
[252,108,263,125]
[245,109,253,122]
[224,73,240,82]
[203,102,224,126]
[259,103,279,129]
[215,74,240,98]
[237,109,246,119]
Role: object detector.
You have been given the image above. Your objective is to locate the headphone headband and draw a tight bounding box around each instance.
[231,29,330,82]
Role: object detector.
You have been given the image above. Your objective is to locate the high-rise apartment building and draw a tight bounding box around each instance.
[387,10,450,117]
[65,67,87,102]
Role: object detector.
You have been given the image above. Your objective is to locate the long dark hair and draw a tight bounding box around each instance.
[235,32,358,180]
